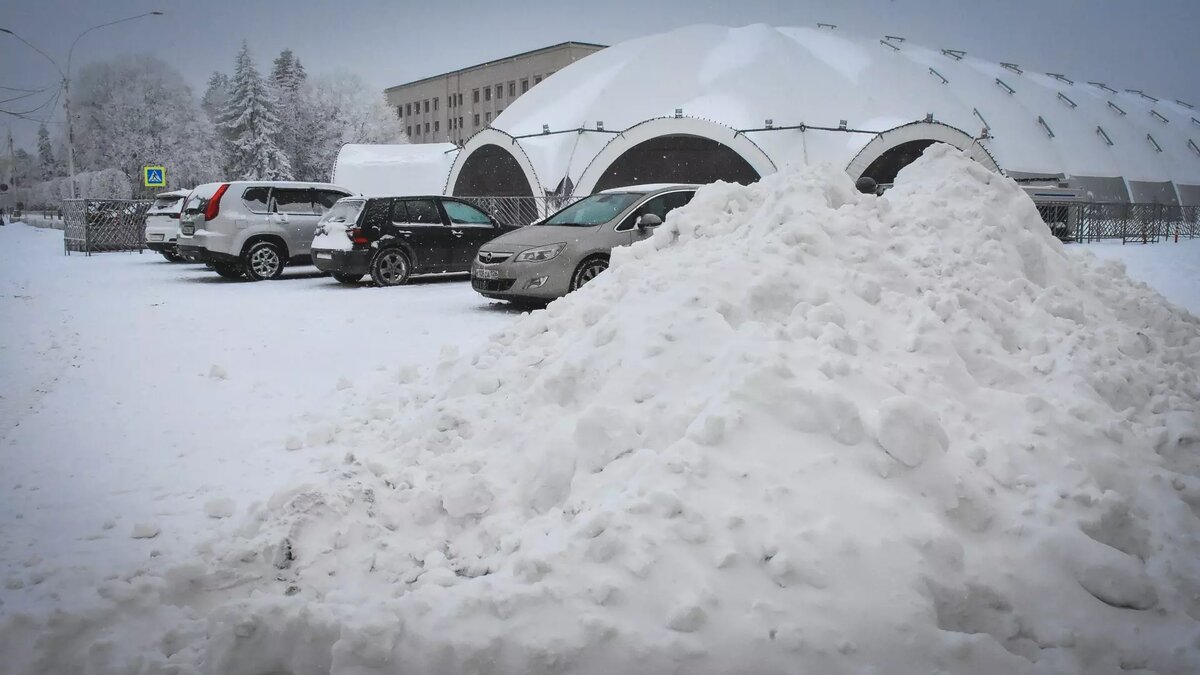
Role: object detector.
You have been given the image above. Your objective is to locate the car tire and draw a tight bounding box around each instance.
[370,248,411,287]
[244,241,285,281]
[569,256,609,292]
[333,272,363,285]
[212,262,244,280]
[161,248,185,263]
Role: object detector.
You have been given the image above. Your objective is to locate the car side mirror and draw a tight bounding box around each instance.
[636,213,663,229]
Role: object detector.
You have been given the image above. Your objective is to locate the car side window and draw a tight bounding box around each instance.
[390,200,410,223]
[242,187,270,213]
[616,191,695,231]
[404,199,442,224]
[271,188,315,215]
[314,190,349,214]
[442,200,492,226]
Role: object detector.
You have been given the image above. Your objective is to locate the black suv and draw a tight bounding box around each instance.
[311,196,518,286]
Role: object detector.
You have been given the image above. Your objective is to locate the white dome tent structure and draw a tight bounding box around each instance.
[444,24,1200,223]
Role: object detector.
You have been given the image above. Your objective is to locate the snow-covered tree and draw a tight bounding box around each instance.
[270,49,315,179]
[37,125,59,180]
[72,55,222,192]
[201,72,232,120]
[217,42,292,181]
[304,72,408,181]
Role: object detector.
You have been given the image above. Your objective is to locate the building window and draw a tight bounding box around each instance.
[423,100,429,113]
[396,106,403,118]
[485,111,491,124]
[521,79,529,93]
[406,126,411,136]
[496,84,503,99]
[508,81,516,97]
[425,122,430,133]
[433,97,439,111]
[473,113,480,127]
[458,93,463,106]
[534,75,543,85]
[405,103,411,116]
[473,89,479,103]
[434,120,440,132]
[484,87,491,101]
[459,116,464,128]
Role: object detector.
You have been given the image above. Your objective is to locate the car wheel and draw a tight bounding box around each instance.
[244,241,285,281]
[333,272,363,285]
[370,248,410,287]
[569,256,609,292]
[212,262,244,280]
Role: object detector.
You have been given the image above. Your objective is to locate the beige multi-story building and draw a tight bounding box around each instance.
[386,41,606,146]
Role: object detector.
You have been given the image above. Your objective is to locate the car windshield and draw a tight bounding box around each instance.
[319,199,365,225]
[541,193,642,227]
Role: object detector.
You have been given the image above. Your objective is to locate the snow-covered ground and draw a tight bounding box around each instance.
[1,151,1199,674]
[0,226,522,614]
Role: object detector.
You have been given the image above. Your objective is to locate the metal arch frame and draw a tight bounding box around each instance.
[443,127,545,202]
[844,120,1003,179]
[572,116,778,197]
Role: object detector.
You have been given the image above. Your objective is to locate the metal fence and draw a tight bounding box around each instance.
[1035,201,1200,244]
[458,195,581,227]
[62,198,153,255]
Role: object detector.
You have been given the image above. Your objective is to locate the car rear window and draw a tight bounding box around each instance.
[242,187,270,213]
[150,196,182,211]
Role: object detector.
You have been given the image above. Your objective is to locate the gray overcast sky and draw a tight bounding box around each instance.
[2,0,1199,150]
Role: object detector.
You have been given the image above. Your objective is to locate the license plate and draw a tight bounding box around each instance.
[181,224,194,235]
[149,233,164,241]
[315,252,332,260]
[475,268,499,279]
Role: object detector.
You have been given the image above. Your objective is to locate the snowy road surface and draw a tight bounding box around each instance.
[0,224,522,611]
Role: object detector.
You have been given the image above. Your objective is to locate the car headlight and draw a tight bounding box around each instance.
[515,242,566,263]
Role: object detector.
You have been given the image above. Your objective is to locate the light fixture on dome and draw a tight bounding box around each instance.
[924,113,934,123]
[596,121,604,131]
[838,119,847,130]
[674,108,683,118]
[765,119,774,129]
[542,124,549,134]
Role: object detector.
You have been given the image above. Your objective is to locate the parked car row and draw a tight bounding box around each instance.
[151,181,697,303]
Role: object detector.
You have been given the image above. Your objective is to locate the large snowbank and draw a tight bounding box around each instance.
[3,146,1199,674]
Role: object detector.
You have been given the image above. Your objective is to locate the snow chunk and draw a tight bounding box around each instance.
[130,523,160,539]
[874,396,949,467]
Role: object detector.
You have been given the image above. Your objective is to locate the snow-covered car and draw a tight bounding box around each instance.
[143,189,191,262]
[472,184,695,303]
[311,196,519,286]
[177,181,355,281]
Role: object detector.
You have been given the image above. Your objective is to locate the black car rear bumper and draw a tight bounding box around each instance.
[312,248,371,276]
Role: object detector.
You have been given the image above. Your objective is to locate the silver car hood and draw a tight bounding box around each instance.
[485,224,599,249]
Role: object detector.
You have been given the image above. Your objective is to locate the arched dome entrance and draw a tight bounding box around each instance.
[576,117,775,195]
[846,121,1002,184]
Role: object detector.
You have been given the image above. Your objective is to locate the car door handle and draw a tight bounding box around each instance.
[396,230,412,236]
[451,229,464,237]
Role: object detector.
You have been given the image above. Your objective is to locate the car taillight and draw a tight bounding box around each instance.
[204,183,230,221]
[348,227,368,245]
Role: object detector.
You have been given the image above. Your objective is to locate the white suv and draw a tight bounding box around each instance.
[143,189,191,262]
[177,181,355,280]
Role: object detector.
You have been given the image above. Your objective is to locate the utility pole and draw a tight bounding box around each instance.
[3,127,13,214]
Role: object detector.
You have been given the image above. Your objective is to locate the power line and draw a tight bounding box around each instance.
[0,87,51,105]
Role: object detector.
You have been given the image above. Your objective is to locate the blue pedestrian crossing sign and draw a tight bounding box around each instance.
[143,166,166,187]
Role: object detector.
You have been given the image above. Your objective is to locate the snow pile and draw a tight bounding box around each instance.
[4,146,1200,674]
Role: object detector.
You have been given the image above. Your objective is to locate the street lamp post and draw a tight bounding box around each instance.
[1,12,163,199]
